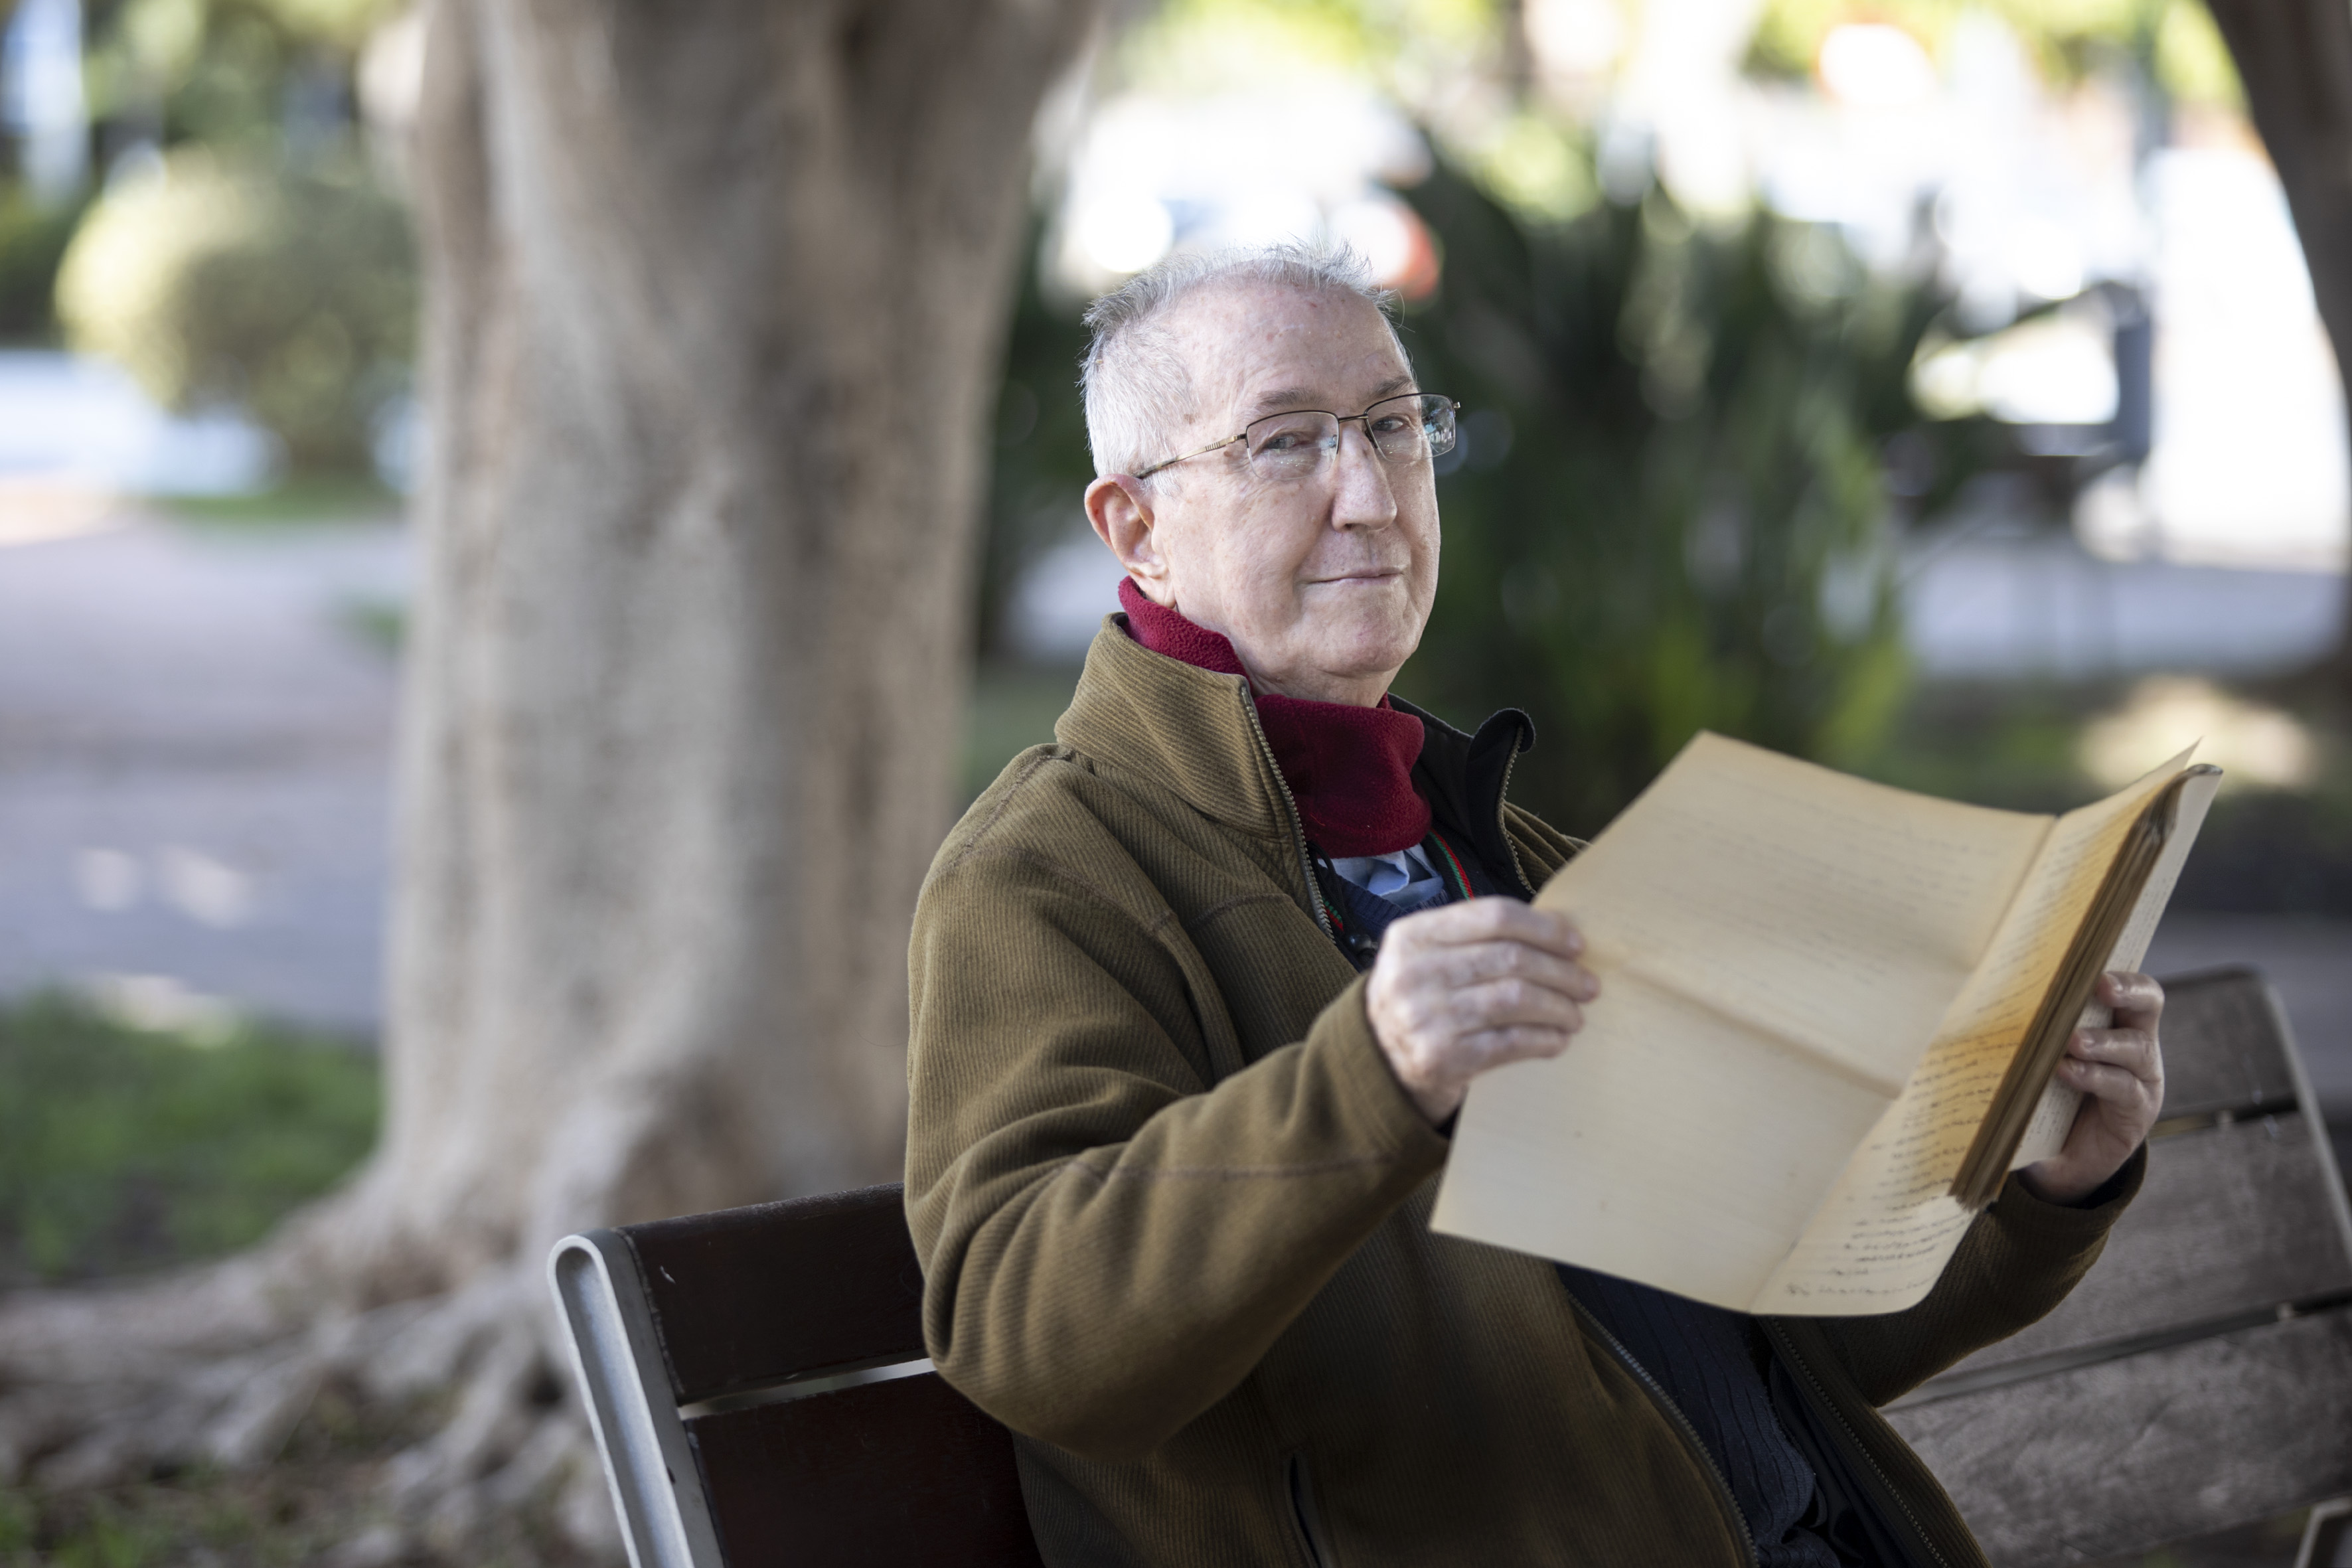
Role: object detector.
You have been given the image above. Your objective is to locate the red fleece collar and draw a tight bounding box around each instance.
[1117,579,1431,856]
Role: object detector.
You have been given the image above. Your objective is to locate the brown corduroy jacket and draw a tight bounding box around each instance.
[905,617,2140,1568]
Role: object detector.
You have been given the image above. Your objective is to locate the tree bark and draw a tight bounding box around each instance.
[380,0,1091,1285]
[2203,0,2352,680]
[0,0,1091,1545]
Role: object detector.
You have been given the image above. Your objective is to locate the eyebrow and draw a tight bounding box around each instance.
[1236,374,1419,427]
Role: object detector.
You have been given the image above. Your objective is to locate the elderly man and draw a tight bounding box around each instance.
[904,246,2161,1568]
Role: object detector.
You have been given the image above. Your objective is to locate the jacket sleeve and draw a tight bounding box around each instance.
[1802,1145,2146,1407]
[903,833,1450,1462]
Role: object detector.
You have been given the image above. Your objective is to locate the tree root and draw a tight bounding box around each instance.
[0,1228,625,1563]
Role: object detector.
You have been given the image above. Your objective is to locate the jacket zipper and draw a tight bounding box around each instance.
[1241,692,1334,941]
[1494,740,1534,897]
[1565,1296,1757,1568]
[1763,1322,1952,1568]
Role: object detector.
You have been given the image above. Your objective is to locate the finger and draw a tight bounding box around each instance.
[2070,1026,2159,1083]
[1409,898,1584,958]
[2056,1055,2156,1107]
[1450,1023,1578,1075]
[1440,939,1600,1002]
[2097,971,2165,1032]
[1447,976,1587,1038]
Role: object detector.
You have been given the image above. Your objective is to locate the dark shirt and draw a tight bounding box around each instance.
[1558,1265,1840,1567]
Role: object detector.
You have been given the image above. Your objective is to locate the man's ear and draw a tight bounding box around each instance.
[1085,474,1173,603]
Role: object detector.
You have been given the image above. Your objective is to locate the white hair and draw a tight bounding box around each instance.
[1079,242,1409,481]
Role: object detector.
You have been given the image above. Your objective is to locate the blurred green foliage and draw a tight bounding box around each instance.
[0,994,378,1286]
[84,0,398,146]
[979,236,1097,661]
[1117,0,1506,96]
[54,146,416,471]
[1745,0,2242,109]
[1391,161,1990,833]
[0,188,90,343]
[0,0,418,462]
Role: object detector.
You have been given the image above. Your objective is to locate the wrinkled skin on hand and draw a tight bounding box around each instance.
[1365,900,1598,1125]
[2019,969,2167,1206]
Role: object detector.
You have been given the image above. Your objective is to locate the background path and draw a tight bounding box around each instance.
[0,509,403,1034]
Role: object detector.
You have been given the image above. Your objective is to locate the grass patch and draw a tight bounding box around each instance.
[335,595,407,656]
[153,477,402,529]
[964,661,1081,803]
[1849,679,2118,813]
[0,1003,583,1565]
[0,996,379,1289]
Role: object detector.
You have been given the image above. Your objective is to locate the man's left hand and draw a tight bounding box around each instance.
[2018,970,2166,1206]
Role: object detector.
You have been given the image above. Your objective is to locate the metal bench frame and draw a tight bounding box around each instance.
[550,1229,728,1568]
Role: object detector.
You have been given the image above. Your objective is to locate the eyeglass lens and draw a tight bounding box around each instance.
[1243,395,1457,480]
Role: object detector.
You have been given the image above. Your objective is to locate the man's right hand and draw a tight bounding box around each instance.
[1364,900,1598,1125]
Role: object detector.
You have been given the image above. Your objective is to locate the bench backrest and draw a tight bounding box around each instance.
[1887,966,2352,1567]
[553,965,2349,1568]
[549,1184,1040,1568]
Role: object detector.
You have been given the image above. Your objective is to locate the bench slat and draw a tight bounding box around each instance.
[688,1371,1044,1568]
[625,1183,925,1406]
[2153,967,2300,1119]
[1930,1111,2352,1382]
[1887,1304,2352,1568]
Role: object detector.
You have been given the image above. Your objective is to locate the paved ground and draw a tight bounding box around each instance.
[1901,526,2345,678]
[0,508,404,1034]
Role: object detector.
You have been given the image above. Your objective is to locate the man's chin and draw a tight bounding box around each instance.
[1296,625,1423,686]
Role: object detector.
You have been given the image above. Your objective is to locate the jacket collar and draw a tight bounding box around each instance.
[1058,614,1294,845]
[1059,615,1537,892]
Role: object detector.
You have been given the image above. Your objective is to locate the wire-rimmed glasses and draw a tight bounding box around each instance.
[1133,393,1460,483]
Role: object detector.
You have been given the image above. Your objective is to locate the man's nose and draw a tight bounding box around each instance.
[1328,424,1398,529]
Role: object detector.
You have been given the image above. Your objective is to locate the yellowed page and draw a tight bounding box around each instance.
[1431,733,2049,1308]
[1752,751,2198,1314]
[1533,734,2053,1093]
[1435,971,1900,1307]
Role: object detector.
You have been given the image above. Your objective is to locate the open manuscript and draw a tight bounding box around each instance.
[1429,734,2223,1316]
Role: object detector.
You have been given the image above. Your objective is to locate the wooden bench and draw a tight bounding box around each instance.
[1886,965,2352,1567]
[551,965,2352,1568]
[548,1183,1037,1568]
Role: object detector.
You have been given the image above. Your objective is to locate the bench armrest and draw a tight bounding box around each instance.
[549,1229,727,1568]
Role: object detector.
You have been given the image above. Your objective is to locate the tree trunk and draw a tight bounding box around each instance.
[386,0,1091,1285]
[2203,0,2352,680]
[0,0,1091,1547]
